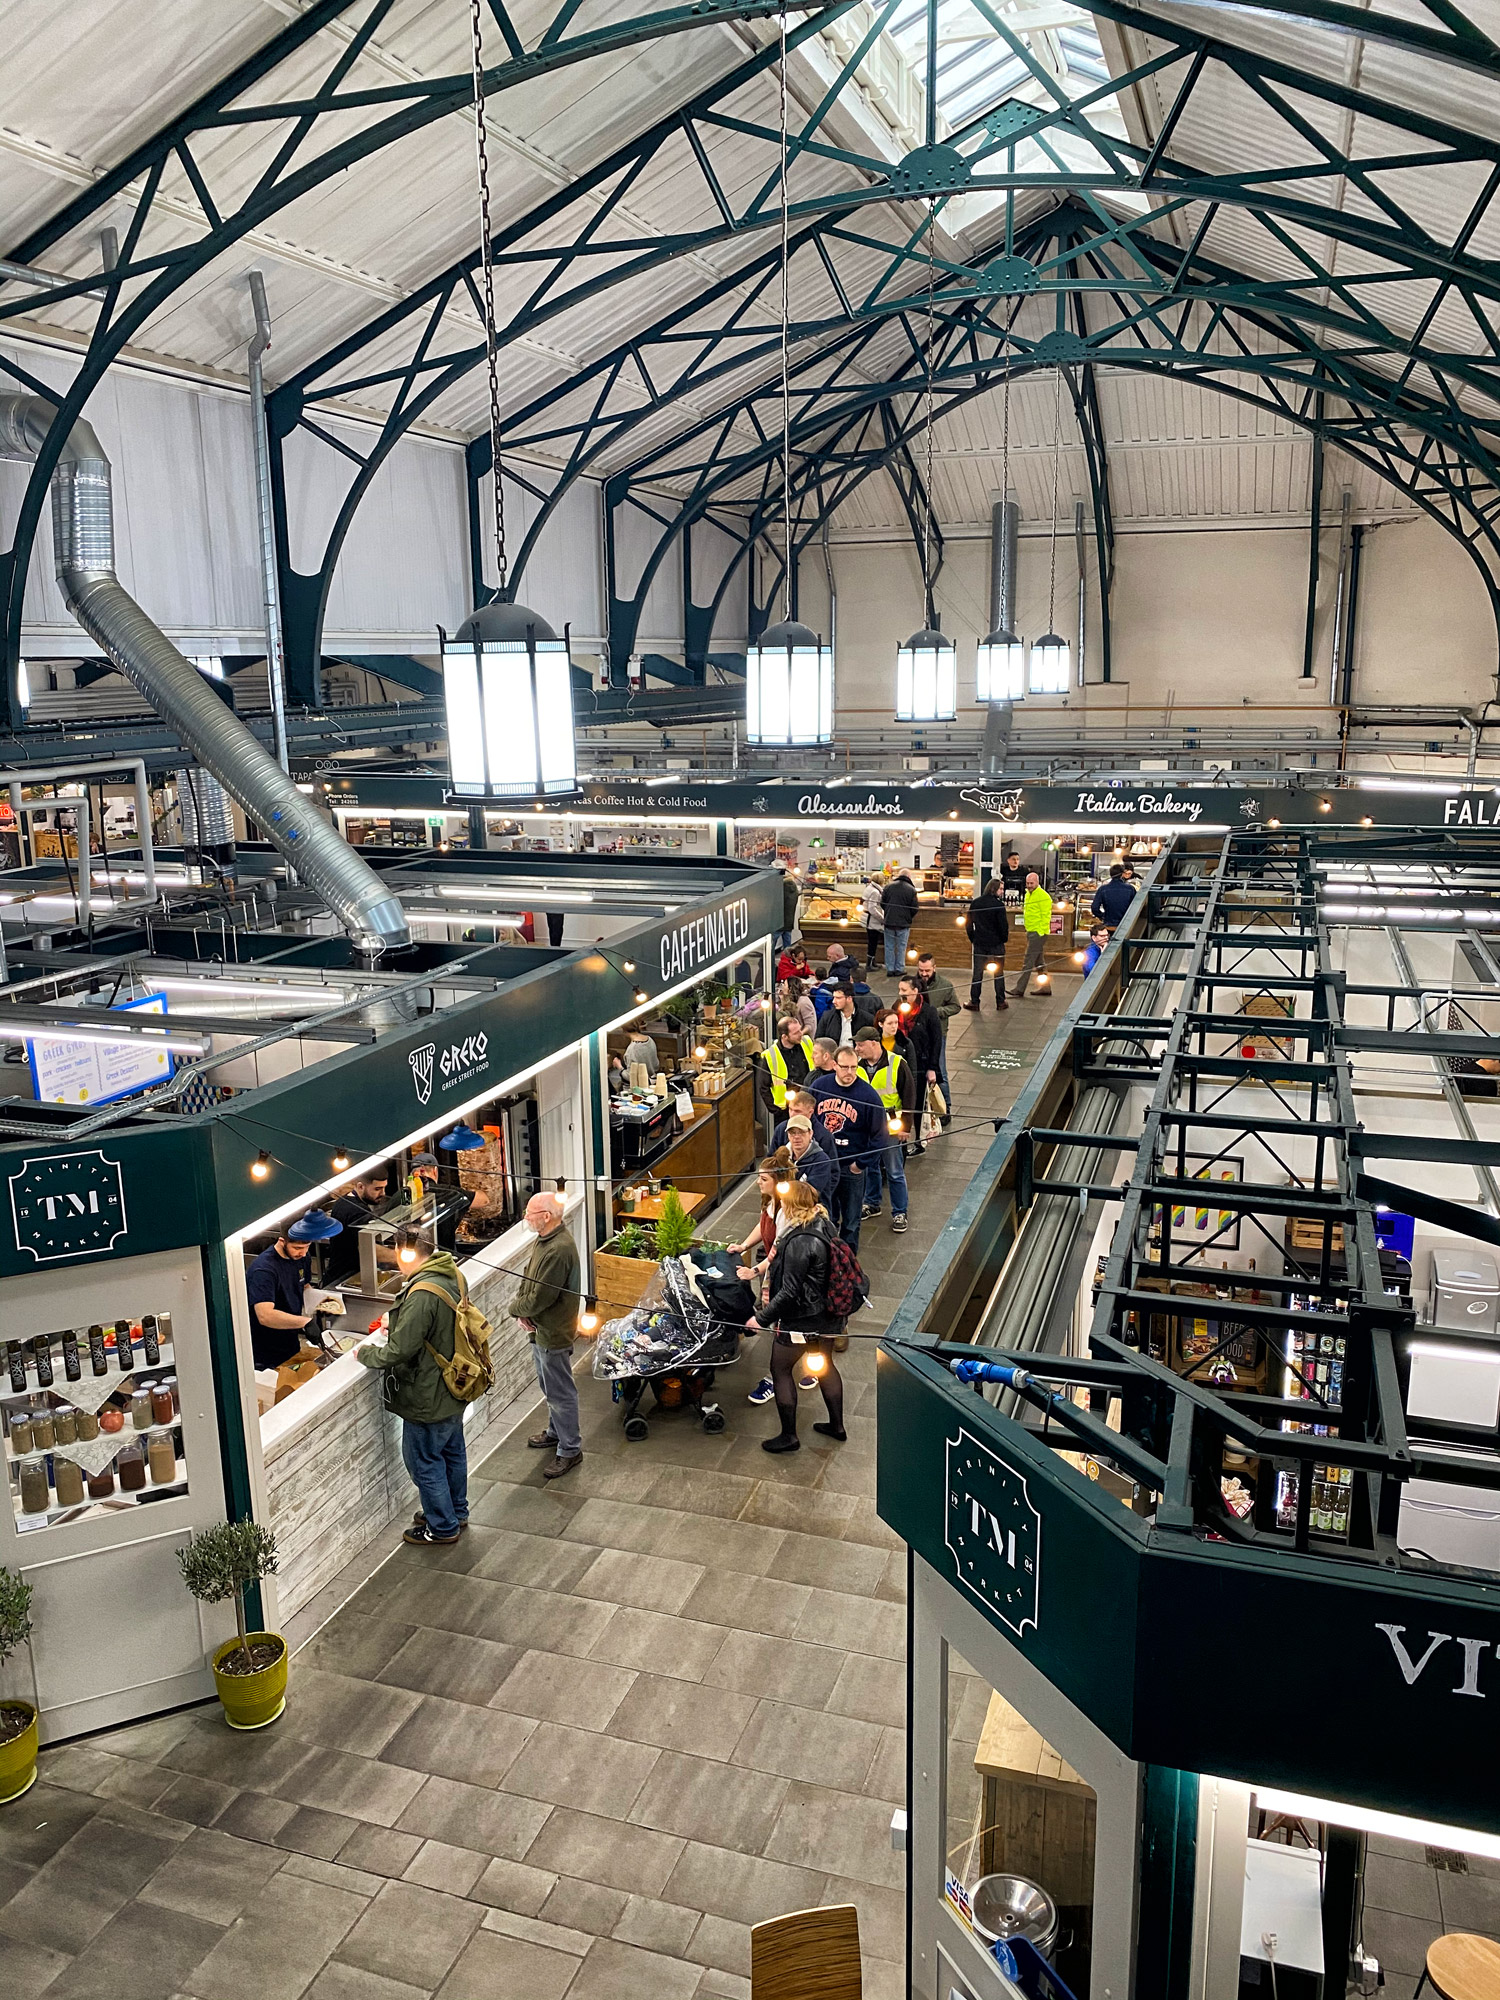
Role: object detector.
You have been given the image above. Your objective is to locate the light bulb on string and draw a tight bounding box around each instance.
[251,1151,271,1182]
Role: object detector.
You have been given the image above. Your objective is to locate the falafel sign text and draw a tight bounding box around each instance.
[659,896,751,983]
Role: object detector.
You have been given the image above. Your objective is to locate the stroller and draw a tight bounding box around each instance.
[593,1250,754,1441]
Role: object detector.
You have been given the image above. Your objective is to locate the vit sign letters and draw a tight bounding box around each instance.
[9,1149,128,1262]
[946,1428,1041,1636]
[659,897,751,984]
[1377,1622,1500,1699]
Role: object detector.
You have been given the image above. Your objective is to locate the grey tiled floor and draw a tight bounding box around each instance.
[0,972,1065,2000]
[1361,1838,1500,1999]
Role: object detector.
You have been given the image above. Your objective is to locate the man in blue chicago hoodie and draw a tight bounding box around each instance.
[808,1043,887,1251]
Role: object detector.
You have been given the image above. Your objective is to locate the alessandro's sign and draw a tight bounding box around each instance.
[659,897,752,983]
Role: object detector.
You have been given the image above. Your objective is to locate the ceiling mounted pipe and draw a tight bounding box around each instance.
[0,393,409,955]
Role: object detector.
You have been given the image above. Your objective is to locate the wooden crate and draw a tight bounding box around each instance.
[594,1248,662,1318]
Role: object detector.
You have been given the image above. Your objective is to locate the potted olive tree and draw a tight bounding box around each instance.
[177,1520,286,1730]
[0,1567,36,1803]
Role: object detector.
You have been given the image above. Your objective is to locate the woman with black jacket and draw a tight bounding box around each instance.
[746,1179,846,1452]
[964,879,1011,1011]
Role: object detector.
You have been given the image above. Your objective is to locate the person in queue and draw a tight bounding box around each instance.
[915,952,957,1119]
[777,863,802,953]
[246,1210,343,1369]
[781,1111,837,1206]
[861,877,885,971]
[515,1192,585,1479]
[746,1179,846,1453]
[756,1014,816,1122]
[808,1043,886,1251]
[809,1034,840,1077]
[772,1086,837,1165]
[778,975,819,1038]
[355,1227,470,1546]
[738,1149,820,1406]
[323,1166,395,1288]
[1013,871,1054,998]
[853,1027,913,1233]
[1091,862,1137,931]
[963,876,1010,1013]
[816,982,875,1047]
[880,869,919,976]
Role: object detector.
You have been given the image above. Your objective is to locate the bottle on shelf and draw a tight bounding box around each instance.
[5,1342,25,1393]
[31,1337,54,1389]
[61,1329,81,1382]
[140,1316,161,1367]
[113,1319,134,1371]
[87,1325,108,1376]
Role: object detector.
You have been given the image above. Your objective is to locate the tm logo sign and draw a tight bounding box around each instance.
[9,1149,128,1262]
[945,1429,1041,1637]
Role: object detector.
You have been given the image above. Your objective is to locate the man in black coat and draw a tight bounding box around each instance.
[1091,863,1137,931]
[816,985,877,1047]
[880,871,920,977]
[964,879,1011,1011]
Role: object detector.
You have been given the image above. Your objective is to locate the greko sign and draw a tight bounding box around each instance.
[881,1342,1500,1835]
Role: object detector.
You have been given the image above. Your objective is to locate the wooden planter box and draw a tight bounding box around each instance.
[594,1246,661,1317]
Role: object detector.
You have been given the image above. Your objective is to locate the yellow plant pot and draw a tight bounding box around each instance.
[0,1703,38,1804]
[211,1633,287,1730]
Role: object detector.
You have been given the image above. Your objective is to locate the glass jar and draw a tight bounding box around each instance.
[117,1445,147,1494]
[162,1375,179,1416]
[150,1383,174,1427]
[86,1466,115,1500]
[18,1460,49,1514]
[31,1411,55,1451]
[75,1409,99,1442]
[53,1407,77,1447]
[8,1414,32,1456]
[147,1435,176,1486]
[130,1390,152,1432]
[53,1458,84,1508]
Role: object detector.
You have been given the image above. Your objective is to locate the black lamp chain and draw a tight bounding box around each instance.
[779,3,792,623]
[923,201,936,624]
[469,0,507,596]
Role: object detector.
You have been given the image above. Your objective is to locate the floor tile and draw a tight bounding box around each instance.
[821,1873,907,1963]
[469,1527,599,1592]
[142,1772,238,1829]
[793,1589,905,1662]
[1363,1851,1440,1922]
[275,1747,427,1829]
[571,1548,705,1616]
[825,1651,906,1728]
[211,1792,297,1844]
[539,1876,627,1938]
[403,1839,487,1898]
[336,1824,425,1880]
[336,1878,484,1990]
[433,1924,579,2000]
[297,1611,418,1681]
[685,1912,751,1976]
[609,1673,757,1761]
[378,1693,536,1789]
[586,1607,729,1684]
[471,1854,559,1918]
[500,1721,661,1818]
[274,1806,364,1861]
[661,1841,827,1929]
[679,1574,812,1641]
[732,1699,883,1789]
[485,1585,616,1660]
[396,1773,552,1861]
[703,1628,845,1704]
[39,1897,224,2000]
[377,1630,522,1707]
[763,1534,888,1596]
[0,1814,181,1955]
[627,1751,788,1856]
[304,1963,431,2000]
[1360,1907,1443,1979]
[138,1826,287,1925]
[282,1668,423,1758]
[561,1498,681,1557]
[1438,1867,1500,1933]
[181,1868,367,2000]
[494,1649,636,1729]
[566,1935,702,2000]
[0,1933,73,2000]
[764,1782,905,1890]
[524,1810,684,1898]
[613,1894,700,1958]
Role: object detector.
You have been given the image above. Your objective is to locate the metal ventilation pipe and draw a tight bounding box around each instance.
[175,766,236,871]
[989,491,1019,636]
[0,393,409,954]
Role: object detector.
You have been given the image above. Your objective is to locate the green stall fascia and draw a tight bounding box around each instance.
[879,1340,1500,1839]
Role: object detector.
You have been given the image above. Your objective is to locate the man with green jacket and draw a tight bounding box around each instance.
[517,1192,585,1478]
[356,1234,470,1547]
[1014,872,1054,998]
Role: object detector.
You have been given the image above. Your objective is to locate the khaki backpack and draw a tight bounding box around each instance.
[410,1271,495,1402]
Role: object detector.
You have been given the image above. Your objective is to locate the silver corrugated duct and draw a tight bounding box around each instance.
[175,767,235,863]
[0,393,409,954]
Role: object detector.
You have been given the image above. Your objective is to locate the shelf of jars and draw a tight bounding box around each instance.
[4,1316,188,1533]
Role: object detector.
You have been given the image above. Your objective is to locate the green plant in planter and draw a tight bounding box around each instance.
[611,1221,653,1260]
[178,1520,279,1674]
[654,1187,695,1259]
[0,1566,36,1801]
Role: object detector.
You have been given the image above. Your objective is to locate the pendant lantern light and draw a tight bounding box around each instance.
[745,5,834,746]
[975,346,1025,703]
[895,164,956,724]
[1030,364,1071,694]
[443,0,577,795]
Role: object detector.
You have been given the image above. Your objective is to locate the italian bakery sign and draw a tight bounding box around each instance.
[659,896,751,983]
[946,1428,1041,1637]
[9,1149,128,1262]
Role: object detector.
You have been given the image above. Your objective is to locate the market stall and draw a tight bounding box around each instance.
[0,851,779,1739]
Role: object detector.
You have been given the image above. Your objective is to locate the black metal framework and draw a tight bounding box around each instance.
[896,826,1500,1578]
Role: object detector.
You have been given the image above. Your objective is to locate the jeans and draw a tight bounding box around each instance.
[1015,933,1047,995]
[774,927,793,953]
[532,1340,582,1458]
[862,1134,909,1215]
[401,1414,468,1539]
[884,925,911,975]
[970,945,1007,1004]
[831,1167,865,1250]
